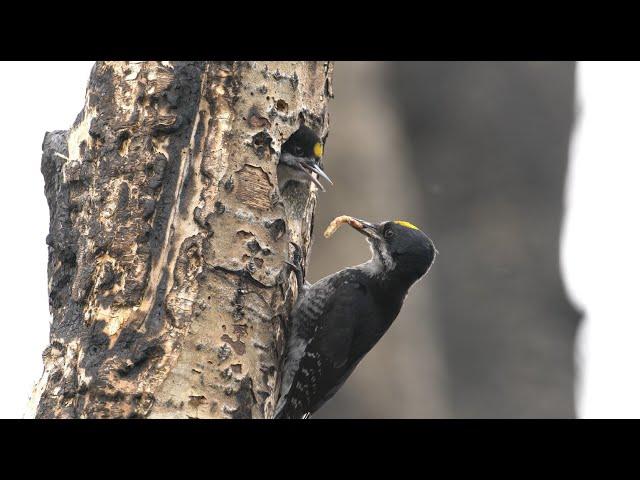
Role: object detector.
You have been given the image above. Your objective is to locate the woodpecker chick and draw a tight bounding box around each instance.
[278,125,332,192]
[275,217,437,419]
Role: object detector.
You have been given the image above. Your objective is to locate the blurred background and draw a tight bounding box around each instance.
[311,62,580,418]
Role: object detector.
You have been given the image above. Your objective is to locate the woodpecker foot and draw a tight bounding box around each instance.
[285,242,307,294]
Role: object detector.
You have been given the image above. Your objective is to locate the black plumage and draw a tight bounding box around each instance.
[275,219,436,419]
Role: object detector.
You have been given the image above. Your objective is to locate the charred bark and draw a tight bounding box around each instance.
[27,61,333,419]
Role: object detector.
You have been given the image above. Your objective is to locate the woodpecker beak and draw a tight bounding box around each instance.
[351,219,381,239]
[296,158,332,192]
[309,162,333,186]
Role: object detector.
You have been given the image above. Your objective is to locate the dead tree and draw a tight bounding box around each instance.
[26,61,333,419]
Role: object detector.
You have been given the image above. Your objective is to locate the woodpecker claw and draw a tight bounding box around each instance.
[285,243,306,293]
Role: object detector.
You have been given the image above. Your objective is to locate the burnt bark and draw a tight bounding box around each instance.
[27,61,333,419]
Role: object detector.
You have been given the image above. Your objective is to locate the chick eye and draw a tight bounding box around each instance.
[294,146,303,155]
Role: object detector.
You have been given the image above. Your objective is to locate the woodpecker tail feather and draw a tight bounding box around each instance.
[273,399,311,419]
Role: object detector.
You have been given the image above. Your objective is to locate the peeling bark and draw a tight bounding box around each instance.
[27,61,333,419]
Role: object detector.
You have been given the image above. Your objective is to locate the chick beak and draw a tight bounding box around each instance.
[295,158,332,191]
[308,162,333,186]
[351,218,380,239]
[294,160,325,191]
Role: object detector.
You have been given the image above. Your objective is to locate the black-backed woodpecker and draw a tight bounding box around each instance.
[278,125,332,191]
[274,218,437,419]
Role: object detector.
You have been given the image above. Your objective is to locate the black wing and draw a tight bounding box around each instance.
[274,270,371,419]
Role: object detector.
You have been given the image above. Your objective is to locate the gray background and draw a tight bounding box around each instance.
[309,62,581,418]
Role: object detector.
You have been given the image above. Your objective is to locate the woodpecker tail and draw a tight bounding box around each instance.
[273,389,312,419]
[273,401,311,419]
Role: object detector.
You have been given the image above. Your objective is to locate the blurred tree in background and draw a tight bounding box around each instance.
[310,62,581,418]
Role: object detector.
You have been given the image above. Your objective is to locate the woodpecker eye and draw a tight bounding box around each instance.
[384,228,394,239]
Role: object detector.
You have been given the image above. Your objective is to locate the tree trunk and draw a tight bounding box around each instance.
[26,61,333,419]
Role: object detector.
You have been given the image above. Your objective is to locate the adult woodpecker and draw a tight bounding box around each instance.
[274,217,437,419]
[278,125,332,192]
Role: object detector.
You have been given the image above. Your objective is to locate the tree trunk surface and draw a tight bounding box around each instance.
[27,61,333,419]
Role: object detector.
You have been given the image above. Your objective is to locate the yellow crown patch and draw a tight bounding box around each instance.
[394,220,420,231]
[313,142,323,158]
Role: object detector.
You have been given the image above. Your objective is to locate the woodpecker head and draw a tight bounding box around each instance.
[352,219,437,282]
[279,125,332,191]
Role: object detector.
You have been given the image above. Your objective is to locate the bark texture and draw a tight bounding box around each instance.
[28,61,333,419]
